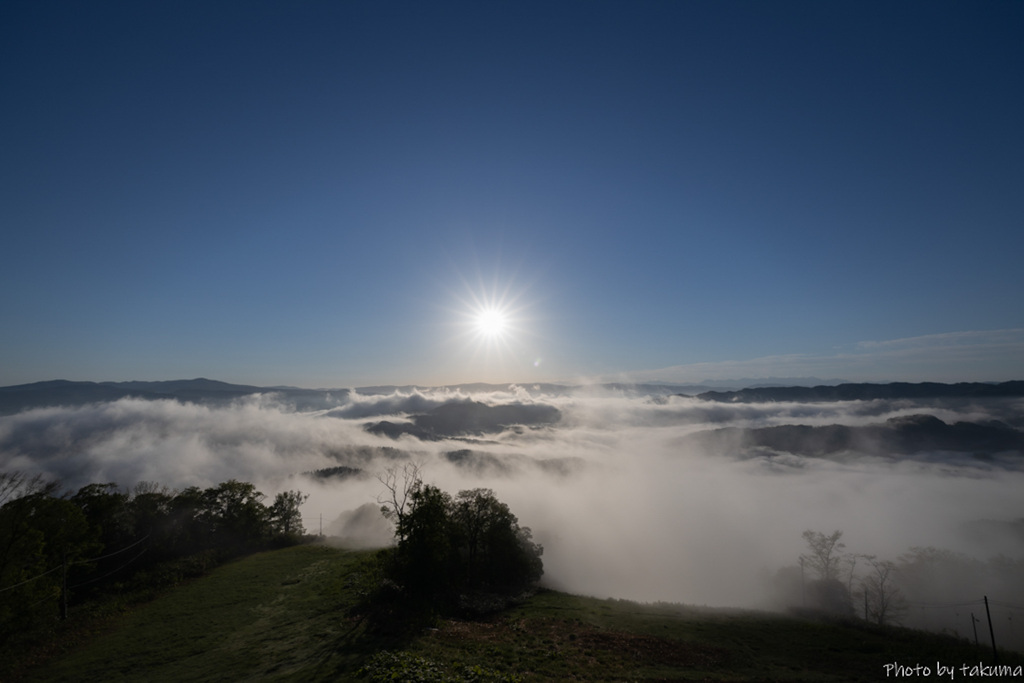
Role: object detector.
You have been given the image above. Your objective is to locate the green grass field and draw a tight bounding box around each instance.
[14,544,1022,682]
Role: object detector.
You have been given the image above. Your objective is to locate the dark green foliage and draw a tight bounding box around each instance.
[397,484,455,595]
[71,483,131,546]
[382,483,543,609]
[127,485,176,559]
[304,465,363,480]
[451,489,543,590]
[199,480,271,548]
[0,484,97,636]
[0,471,309,648]
[269,489,308,536]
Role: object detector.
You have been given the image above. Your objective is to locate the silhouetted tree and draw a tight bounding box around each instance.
[0,481,96,639]
[801,530,845,582]
[0,473,308,649]
[72,482,132,550]
[800,529,853,616]
[395,483,454,595]
[451,488,543,590]
[379,478,543,606]
[200,480,271,548]
[126,483,175,559]
[269,490,308,536]
[861,558,908,625]
[377,462,421,542]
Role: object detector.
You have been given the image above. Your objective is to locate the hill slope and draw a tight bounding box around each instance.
[17,544,1022,682]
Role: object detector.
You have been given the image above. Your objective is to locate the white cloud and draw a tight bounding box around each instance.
[2,388,1022,613]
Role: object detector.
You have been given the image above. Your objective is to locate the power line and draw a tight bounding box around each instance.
[906,599,984,609]
[69,547,148,589]
[25,587,62,610]
[902,598,1024,611]
[71,533,150,565]
[0,564,62,593]
[0,533,150,593]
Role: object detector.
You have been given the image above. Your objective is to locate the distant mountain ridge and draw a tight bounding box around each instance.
[0,378,340,415]
[687,413,1024,461]
[364,400,562,440]
[0,378,704,415]
[2,378,1023,416]
[696,381,1024,403]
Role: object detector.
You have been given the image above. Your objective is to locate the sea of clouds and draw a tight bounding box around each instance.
[2,387,1023,616]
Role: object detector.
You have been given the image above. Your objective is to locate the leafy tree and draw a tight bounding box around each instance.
[396,484,454,595]
[167,485,208,552]
[126,483,175,557]
[379,476,543,605]
[269,490,308,536]
[0,482,96,639]
[72,482,132,550]
[1,473,309,650]
[0,474,60,586]
[451,489,543,590]
[200,480,271,547]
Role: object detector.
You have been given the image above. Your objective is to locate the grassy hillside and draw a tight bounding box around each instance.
[14,544,1022,682]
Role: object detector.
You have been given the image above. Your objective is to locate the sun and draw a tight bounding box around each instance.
[475,308,507,339]
[441,266,542,381]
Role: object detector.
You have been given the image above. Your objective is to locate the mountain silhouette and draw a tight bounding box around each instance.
[696,381,1024,403]
[364,400,562,440]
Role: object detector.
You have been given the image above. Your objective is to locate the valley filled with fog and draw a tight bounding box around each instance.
[2,383,1023,646]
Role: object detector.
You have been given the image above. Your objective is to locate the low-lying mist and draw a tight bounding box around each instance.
[2,386,1023,644]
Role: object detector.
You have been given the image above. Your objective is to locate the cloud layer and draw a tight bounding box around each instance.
[2,387,1023,615]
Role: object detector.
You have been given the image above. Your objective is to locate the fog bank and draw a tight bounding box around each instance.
[2,388,1023,619]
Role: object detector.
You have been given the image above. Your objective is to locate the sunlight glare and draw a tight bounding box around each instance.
[476,308,507,338]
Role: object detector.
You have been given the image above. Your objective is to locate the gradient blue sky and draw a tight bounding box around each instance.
[2,1,1022,388]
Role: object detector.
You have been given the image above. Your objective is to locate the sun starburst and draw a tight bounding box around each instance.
[475,307,508,339]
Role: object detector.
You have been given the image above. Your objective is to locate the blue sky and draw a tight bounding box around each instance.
[2,1,1022,388]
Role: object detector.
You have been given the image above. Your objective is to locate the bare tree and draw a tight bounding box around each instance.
[0,472,53,507]
[376,462,421,542]
[844,553,858,597]
[801,530,846,582]
[862,558,908,626]
[132,480,173,498]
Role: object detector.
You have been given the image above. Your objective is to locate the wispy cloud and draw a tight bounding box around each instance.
[632,329,1024,384]
[854,328,1024,351]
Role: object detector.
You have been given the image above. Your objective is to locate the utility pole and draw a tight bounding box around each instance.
[984,595,997,663]
[972,613,979,648]
[60,546,68,621]
[799,556,805,607]
[864,591,869,621]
